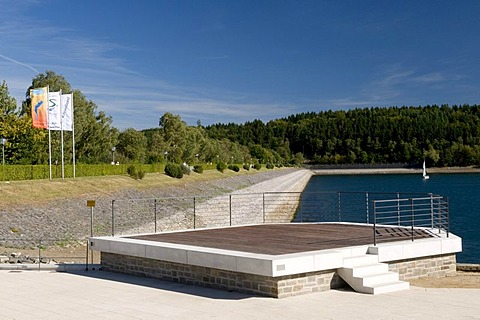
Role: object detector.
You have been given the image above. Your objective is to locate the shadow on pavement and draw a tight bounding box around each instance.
[66,269,259,301]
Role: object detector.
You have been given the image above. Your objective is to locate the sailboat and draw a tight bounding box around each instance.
[422,160,430,180]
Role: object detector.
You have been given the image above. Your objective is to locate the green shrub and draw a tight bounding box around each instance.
[126,165,136,176]
[228,164,240,172]
[0,163,167,181]
[266,163,274,169]
[126,165,146,180]
[137,170,146,179]
[193,165,204,173]
[243,164,250,170]
[216,162,227,172]
[165,163,183,178]
[254,163,262,170]
[181,164,191,175]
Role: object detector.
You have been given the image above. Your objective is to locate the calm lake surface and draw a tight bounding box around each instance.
[299,173,480,264]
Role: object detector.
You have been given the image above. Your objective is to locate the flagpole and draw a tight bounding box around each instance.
[60,89,65,180]
[47,86,52,181]
[72,92,76,179]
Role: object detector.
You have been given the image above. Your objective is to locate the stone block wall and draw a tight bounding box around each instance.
[388,253,457,280]
[101,252,346,298]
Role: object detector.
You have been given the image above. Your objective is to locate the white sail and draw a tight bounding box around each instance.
[423,160,429,179]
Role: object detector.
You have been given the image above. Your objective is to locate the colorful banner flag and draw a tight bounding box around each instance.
[48,91,62,130]
[60,93,73,131]
[30,87,48,129]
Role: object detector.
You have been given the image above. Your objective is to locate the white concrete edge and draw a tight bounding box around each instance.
[369,232,462,262]
[89,230,462,278]
[89,235,371,277]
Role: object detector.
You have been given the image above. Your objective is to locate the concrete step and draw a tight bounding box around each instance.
[339,254,409,295]
[342,255,379,267]
[359,271,399,287]
[340,263,389,278]
[366,281,410,295]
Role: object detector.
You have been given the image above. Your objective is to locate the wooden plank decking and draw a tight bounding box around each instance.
[128,223,435,255]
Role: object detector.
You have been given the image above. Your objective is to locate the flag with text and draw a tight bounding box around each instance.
[60,93,73,131]
[30,87,48,129]
[48,91,62,130]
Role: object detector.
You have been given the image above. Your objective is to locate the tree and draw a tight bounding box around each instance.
[159,112,188,163]
[143,128,168,163]
[0,80,47,164]
[0,80,17,115]
[117,128,147,163]
[20,71,73,116]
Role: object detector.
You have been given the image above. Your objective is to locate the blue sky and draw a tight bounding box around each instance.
[1,0,479,130]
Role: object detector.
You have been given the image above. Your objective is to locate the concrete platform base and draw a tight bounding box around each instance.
[90,223,462,298]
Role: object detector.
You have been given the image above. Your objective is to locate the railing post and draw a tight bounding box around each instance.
[337,192,341,222]
[229,195,232,226]
[397,192,400,226]
[373,201,377,246]
[410,198,414,241]
[446,197,450,238]
[430,193,434,229]
[437,196,442,233]
[38,239,42,271]
[111,200,115,236]
[262,193,265,224]
[154,199,157,233]
[85,239,89,271]
[366,192,369,224]
[193,197,196,229]
[300,193,303,223]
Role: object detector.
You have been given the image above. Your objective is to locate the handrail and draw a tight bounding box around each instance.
[107,190,442,236]
[1,191,450,270]
[372,195,449,246]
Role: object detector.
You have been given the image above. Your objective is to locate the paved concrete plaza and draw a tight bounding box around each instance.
[0,270,478,319]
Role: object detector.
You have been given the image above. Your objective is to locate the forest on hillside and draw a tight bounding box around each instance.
[1,71,480,168]
[206,105,480,167]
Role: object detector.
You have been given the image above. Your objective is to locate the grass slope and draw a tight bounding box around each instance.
[0,168,273,206]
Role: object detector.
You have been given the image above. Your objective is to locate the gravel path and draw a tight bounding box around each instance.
[123,169,313,234]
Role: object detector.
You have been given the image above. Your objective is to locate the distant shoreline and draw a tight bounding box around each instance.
[312,167,480,175]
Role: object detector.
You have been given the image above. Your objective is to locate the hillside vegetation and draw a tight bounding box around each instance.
[206,105,480,167]
[1,72,480,172]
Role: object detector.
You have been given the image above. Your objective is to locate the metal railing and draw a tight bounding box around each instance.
[1,191,449,269]
[109,192,303,236]
[373,195,449,245]
[0,238,99,268]
[107,191,442,236]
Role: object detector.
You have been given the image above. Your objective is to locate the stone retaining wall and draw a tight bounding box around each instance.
[101,252,458,297]
[101,252,346,298]
[388,254,457,280]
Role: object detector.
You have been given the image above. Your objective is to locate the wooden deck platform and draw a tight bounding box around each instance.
[127,223,435,255]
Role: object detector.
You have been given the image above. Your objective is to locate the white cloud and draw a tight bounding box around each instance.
[413,72,445,83]
[0,54,40,73]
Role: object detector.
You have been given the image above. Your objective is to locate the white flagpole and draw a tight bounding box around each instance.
[60,89,65,180]
[72,92,76,179]
[47,86,52,180]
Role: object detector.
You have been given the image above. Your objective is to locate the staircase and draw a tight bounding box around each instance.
[338,254,409,295]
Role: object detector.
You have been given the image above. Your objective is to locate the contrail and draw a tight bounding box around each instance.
[0,54,40,73]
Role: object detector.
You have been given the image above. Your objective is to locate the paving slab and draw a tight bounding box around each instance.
[0,270,479,319]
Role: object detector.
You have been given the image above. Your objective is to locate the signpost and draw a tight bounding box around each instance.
[86,200,96,269]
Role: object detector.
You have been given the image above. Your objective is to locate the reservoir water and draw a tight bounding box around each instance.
[299,173,480,264]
